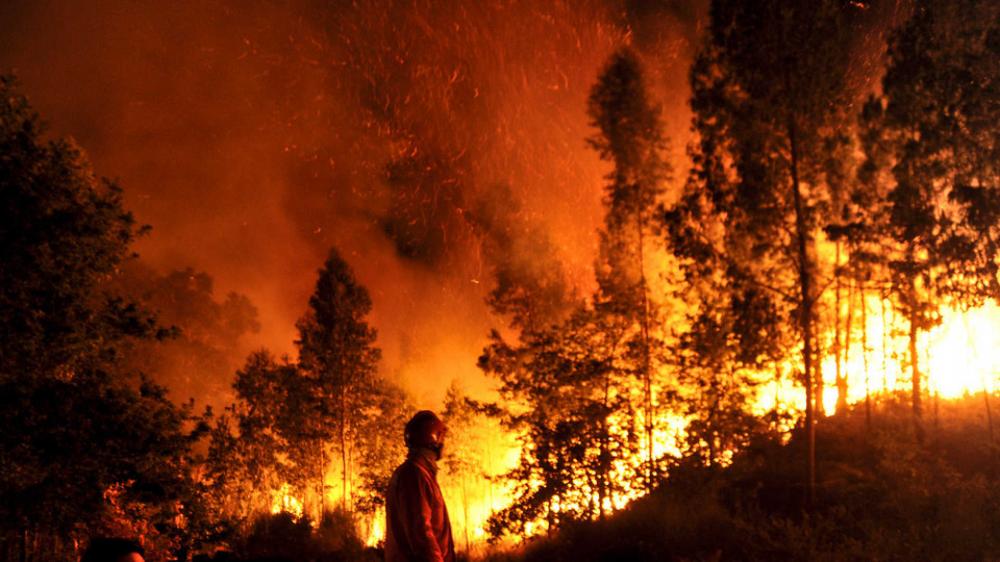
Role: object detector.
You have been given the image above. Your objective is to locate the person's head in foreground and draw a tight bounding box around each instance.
[81,537,145,562]
[404,409,448,460]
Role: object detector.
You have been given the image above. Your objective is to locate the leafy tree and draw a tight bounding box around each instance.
[587,47,671,490]
[0,75,158,381]
[441,380,498,551]
[223,351,299,513]
[479,49,671,538]
[672,0,865,503]
[0,75,204,560]
[295,247,383,516]
[113,264,261,408]
[671,279,781,467]
[480,305,643,537]
[352,376,409,516]
[861,0,1000,437]
[206,250,406,541]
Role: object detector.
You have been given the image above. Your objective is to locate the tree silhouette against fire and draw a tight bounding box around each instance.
[0,0,998,560]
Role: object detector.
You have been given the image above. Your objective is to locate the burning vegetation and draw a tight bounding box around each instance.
[0,0,998,561]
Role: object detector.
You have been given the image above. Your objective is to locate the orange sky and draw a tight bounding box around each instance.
[0,0,708,407]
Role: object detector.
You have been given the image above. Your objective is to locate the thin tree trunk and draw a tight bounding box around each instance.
[814,322,826,418]
[834,243,845,413]
[881,288,889,396]
[774,363,783,411]
[839,277,854,414]
[462,475,470,553]
[636,210,655,493]
[861,285,872,431]
[907,277,923,441]
[486,440,495,510]
[788,117,815,507]
[341,390,349,512]
[319,441,326,523]
[599,372,611,518]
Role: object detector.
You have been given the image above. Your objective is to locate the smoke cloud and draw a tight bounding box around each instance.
[0,0,706,406]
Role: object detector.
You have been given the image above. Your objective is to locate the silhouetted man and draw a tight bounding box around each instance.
[81,537,145,562]
[385,410,456,562]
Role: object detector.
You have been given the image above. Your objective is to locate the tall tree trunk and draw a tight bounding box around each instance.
[462,475,470,553]
[319,441,327,523]
[486,440,495,510]
[880,287,889,396]
[636,210,655,492]
[599,374,611,518]
[834,243,845,413]
[839,277,854,414]
[814,323,826,417]
[341,389,349,512]
[787,117,815,507]
[861,285,872,431]
[774,363,783,411]
[907,277,923,441]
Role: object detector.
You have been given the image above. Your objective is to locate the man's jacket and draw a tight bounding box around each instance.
[384,451,456,562]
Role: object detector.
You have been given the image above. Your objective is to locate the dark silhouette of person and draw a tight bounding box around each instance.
[81,537,145,562]
[384,410,456,562]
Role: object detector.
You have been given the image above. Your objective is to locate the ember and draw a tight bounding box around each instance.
[0,0,997,561]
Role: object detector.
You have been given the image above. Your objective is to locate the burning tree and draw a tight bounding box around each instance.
[206,247,407,543]
[859,0,1000,439]
[668,0,864,504]
[296,247,384,517]
[587,47,673,490]
[480,48,672,537]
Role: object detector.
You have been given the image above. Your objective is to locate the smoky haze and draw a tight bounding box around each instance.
[0,0,705,407]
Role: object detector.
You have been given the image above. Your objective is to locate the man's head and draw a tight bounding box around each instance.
[81,538,145,562]
[404,410,447,460]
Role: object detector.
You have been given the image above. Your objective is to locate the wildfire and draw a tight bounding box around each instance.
[814,300,1000,414]
[269,483,304,519]
[258,298,999,550]
[926,304,1000,399]
[366,510,385,547]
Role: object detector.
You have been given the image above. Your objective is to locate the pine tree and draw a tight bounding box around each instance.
[296,248,382,517]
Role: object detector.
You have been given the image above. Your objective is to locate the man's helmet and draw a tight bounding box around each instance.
[404,410,447,458]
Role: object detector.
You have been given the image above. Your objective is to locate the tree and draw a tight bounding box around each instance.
[295,247,410,520]
[0,75,158,381]
[208,250,406,540]
[113,264,261,409]
[0,75,204,561]
[670,273,783,467]
[441,381,502,552]
[587,46,672,492]
[479,49,674,538]
[480,307,642,537]
[295,248,382,517]
[352,377,409,517]
[674,0,866,505]
[861,0,1000,438]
